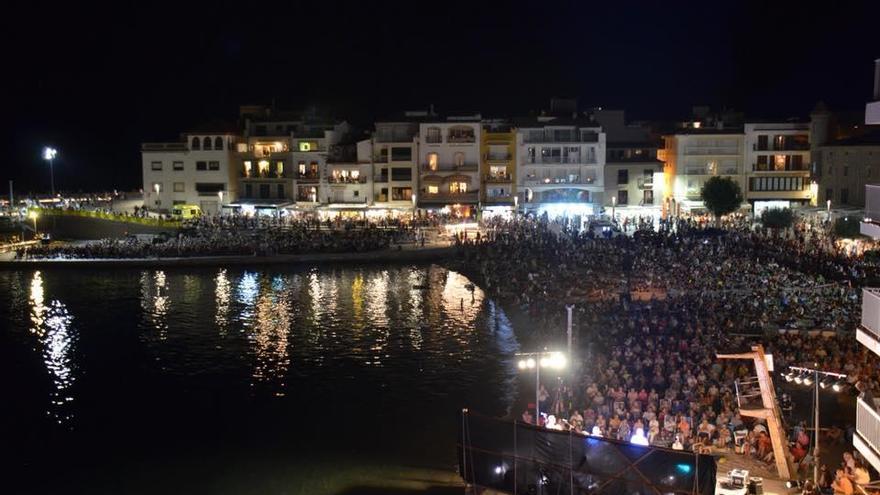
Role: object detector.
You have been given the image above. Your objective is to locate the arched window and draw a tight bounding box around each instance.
[426,153,438,171]
[203,137,213,150]
[453,152,465,167]
[191,137,201,150]
[214,136,224,150]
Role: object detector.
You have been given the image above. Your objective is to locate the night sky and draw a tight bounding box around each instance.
[5,0,879,193]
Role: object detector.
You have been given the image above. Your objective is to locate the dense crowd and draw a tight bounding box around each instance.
[452,215,880,487]
[18,218,427,259]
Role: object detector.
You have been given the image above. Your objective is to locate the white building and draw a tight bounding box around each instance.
[604,142,665,219]
[743,122,813,214]
[662,127,746,214]
[418,117,482,218]
[515,118,605,217]
[857,184,880,472]
[370,120,419,216]
[867,59,880,125]
[321,141,371,217]
[141,132,239,214]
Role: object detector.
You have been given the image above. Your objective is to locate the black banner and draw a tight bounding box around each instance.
[458,411,717,494]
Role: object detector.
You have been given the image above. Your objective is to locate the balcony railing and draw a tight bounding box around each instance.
[241,171,288,179]
[521,133,599,144]
[327,176,367,184]
[484,153,512,161]
[142,142,188,151]
[684,147,740,155]
[753,143,810,151]
[751,164,810,172]
[418,191,479,202]
[522,177,597,186]
[484,174,513,183]
[422,163,479,172]
[862,288,880,340]
[526,157,598,165]
[447,135,476,144]
[857,398,880,459]
[297,173,320,182]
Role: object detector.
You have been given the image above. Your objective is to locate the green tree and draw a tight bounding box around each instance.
[700,176,743,227]
[760,208,794,230]
[833,216,861,238]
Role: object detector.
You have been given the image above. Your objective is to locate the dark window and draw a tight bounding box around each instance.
[353,190,359,197]
[191,137,200,150]
[791,155,803,170]
[617,169,629,184]
[391,167,412,181]
[756,156,768,171]
[843,166,849,177]
[259,184,270,199]
[617,190,628,205]
[203,137,213,150]
[195,183,224,195]
[757,135,768,151]
[825,188,833,201]
[208,161,220,171]
[255,125,267,135]
[391,147,412,161]
[245,184,253,198]
[841,188,849,204]
[643,189,654,205]
[172,200,186,206]
[196,161,207,171]
[173,161,184,171]
[277,184,285,198]
[214,137,224,150]
[151,161,162,171]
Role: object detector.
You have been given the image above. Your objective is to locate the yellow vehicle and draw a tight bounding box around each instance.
[171,204,202,219]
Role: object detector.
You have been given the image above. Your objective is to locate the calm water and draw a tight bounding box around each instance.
[0,265,519,494]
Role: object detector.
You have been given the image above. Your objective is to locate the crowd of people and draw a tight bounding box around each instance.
[17,217,427,259]
[451,214,880,488]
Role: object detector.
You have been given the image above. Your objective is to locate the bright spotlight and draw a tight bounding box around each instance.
[43,147,57,161]
[518,360,527,370]
[494,466,503,475]
[794,375,803,384]
[832,382,842,392]
[803,375,814,386]
[526,358,535,369]
[539,357,550,367]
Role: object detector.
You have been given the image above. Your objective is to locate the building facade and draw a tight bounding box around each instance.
[743,122,813,214]
[816,135,880,207]
[604,142,665,218]
[418,117,482,218]
[480,121,516,215]
[662,128,746,214]
[141,132,239,214]
[370,120,419,216]
[515,118,606,216]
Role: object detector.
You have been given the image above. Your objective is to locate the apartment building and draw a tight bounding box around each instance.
[141,131,239,214]
[418,116,482,218]
[481,120,516,216]
[743,122,813,214]
[857,184,880,473]
[662,125,746,214]
[370,119,419,216]
[868,59,880,125]
[515,118,605,216]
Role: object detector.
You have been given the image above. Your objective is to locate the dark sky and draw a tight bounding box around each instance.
[4,0,879,193]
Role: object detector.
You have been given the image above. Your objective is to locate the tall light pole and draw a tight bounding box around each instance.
[784,366,847,486]
[218,190,224,215]
[153,183,161,210]
[517,351,566,424]
[411,193,417,222]
[611,195,617,221]
[43,147,57,198]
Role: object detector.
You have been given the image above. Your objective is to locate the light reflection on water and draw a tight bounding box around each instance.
[28,271,77,425]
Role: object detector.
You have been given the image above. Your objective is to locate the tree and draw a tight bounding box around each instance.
[700,176,743,226]
[833,216,861,238]
[760,208,794,230]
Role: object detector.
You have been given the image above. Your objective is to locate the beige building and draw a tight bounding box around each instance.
[817,134,880,207]
[743,122,813,214]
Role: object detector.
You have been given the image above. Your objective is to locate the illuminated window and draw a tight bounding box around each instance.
[243,160,253,177]
[276,161,284,177]
[299,141,318,151]
[427,153,438,171]
[427,185,439,194]
[258,160,270,177]
[298,161,306,175]
[350,170,360,179]
[774,155,786,171]
[450,181,468,194]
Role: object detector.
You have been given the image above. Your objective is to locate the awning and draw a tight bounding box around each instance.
[227,200,293,209]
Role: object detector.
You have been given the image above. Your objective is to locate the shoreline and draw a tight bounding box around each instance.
[0,245,456,270]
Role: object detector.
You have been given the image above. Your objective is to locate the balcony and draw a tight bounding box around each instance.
[422,163,479,172]
[418,191,479,203]
[296,173,320,183]
[856,398,880,472]
[484,174,513,183]
[751,164,810,172]
[327,176,367,184]
[447,135,476,144]
[522,177,597,186]
[753,142,810,151]
[484,153,512,162]
[521,132,599,144]
[859,288,880,357]
[241,170,288,179]
[526,157,598,165]
[684,147,740,156]
[142,142,188,152]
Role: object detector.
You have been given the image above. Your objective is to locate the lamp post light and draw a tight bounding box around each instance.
[218,190,224,215]
[153,183,161,209]
[517,351,566,424]
[28,210,39,237]
[784,365,847,486]
[826,199,832,223]
[411,193,417,222]
[611,195,617,222]
[43,147,57,198]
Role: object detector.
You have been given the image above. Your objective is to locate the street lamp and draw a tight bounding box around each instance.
[153,183,161,208]
[826,199,832,223]
[785,365,847,486]
[43,147,57,198]
[218,190,224,215]
[412,193,417,222]
[28,210,39,237]
[611,195,617,221]
[516,351,566,424]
